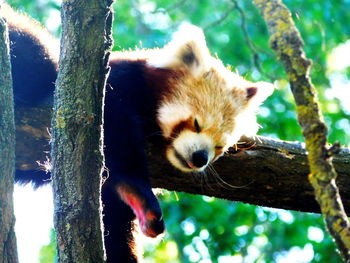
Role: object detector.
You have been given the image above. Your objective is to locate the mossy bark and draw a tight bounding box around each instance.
[253,0,350,261]
[51,1,114,262]
[0,17,19,263]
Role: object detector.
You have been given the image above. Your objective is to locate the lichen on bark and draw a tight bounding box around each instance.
[0,16,19,263]
[253,0,350,261]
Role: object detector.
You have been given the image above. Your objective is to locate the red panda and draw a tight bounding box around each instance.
[151,25,273,172]
[110,25,273,174]
[0,3,58,108]
[99,24,274,262]
[4,3,274,262]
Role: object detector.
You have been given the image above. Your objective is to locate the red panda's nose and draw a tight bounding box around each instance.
[191,150,209,168]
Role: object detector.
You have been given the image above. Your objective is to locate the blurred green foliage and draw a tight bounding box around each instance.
[7,0,350,262]
[39,229,57,263]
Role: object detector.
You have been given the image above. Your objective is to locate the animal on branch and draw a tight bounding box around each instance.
[1,3,274,262]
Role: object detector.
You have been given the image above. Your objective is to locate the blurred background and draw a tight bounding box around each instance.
[7,0,350,262]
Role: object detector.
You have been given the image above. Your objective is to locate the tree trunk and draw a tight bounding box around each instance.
[51,0,113,262]
[0,16,19,263]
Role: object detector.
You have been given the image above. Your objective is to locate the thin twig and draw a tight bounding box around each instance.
[152,0,188,14]
[204,4,236,30]
[231,0,276,80]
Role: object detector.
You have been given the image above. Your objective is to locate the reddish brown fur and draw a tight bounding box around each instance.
[145,66,184,102]
[169,118,196,140]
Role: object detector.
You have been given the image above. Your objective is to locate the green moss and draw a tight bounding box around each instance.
[288,72,297,82]
[56,108,66,129]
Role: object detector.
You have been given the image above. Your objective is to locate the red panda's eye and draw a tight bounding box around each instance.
[194,118,201,133]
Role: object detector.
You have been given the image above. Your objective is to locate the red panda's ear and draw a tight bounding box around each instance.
[149,24,211,77]
[246,87,258,99]
[182,45,197,67]
[245,81,275,106]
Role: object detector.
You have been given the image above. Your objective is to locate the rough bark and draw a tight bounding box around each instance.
[253,0,350,261]
[0,16,19,263]
[51,1,113,262]
[14,107,350,214]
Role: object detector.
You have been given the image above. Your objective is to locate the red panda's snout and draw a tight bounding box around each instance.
[166,130,216,172]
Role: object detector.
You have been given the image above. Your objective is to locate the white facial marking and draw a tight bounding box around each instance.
[166,130,215,172]
[158,103,192,138]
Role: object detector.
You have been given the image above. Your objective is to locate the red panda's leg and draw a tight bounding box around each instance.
[103,106,164,261]
[102,176,164,263]
[102,183,139,263]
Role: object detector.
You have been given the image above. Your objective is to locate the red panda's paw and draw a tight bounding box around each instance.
[139,210,165,238]
[116,182,165,238]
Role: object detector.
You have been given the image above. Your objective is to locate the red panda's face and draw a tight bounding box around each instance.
[162,117,235,172]
[157,71,252,172]
[151,24,274,173]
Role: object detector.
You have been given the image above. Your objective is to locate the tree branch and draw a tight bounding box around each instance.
[15,107,350,215]
[253,0,350,260]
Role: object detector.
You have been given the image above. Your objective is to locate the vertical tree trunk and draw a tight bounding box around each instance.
[0,16,19,263]
[253,0,350,260]
[51,1,114,262]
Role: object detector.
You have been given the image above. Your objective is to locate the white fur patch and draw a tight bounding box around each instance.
[167,131,215,172]
[157,102,192,138]
[246,81,275,108]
